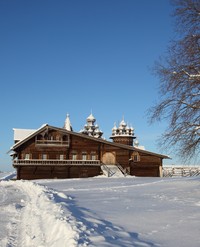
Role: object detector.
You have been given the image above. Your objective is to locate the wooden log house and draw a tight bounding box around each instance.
[10,114,169,179]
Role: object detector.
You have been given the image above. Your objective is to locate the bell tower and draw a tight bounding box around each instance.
[110,118,136,146]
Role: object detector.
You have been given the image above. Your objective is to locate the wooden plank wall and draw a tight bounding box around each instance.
[17,166,101,180]
[130,155,162,177]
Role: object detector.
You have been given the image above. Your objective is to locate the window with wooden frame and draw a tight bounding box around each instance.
[62,135,70,146]
[56,135,60,141]
[41,154,48,160]
[59,154,64,160]
[91,152,96,160]
[24,153,31,160]
[82,152,87,160]
[131,151,140,162]
[72,151,77,160]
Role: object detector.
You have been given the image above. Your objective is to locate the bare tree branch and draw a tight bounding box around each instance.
[149,0,200,162]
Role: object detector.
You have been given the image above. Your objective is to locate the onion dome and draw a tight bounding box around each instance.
[80,113,103,138]
[112,123,117,135]
[120,120,126,127]
[87,113,96,122]
[112,123,117,131]
[119,125,123,130]
[134,139,139,147]
[94,127,100,133]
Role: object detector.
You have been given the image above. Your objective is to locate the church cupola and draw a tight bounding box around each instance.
[80,113,103,138]
[63,114,73,131]
[110,117,136,146]
[86,113,96,126]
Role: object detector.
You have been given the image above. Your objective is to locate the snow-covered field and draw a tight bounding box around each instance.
[0,173,200,247]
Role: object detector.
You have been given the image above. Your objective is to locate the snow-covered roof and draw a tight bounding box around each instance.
[13,128,36,142]
[11,124,169,159]
[135,145,145,150]
[11,124,49,150]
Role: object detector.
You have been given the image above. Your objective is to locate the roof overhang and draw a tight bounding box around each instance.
[10,124,170,159]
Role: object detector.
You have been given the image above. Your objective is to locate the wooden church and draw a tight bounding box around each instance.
[10,114,169,180]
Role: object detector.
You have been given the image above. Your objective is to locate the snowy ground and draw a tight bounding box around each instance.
[0,173,200,247]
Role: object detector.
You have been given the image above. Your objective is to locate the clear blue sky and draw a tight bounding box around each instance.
[0,0,178,171]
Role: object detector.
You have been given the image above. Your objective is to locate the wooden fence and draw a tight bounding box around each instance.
[163,166,200,177]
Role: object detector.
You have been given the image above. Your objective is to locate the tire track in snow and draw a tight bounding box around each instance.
[61,179,168,192]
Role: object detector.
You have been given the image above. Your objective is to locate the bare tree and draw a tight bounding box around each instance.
[149,0,200,161]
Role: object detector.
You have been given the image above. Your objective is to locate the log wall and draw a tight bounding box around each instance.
[130,155,162,177]
[17,166,101,180]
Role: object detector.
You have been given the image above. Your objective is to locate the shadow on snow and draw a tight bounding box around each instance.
[52,191,158,247]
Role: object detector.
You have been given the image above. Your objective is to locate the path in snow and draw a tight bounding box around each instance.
[0,182,26,246]
[0,180,79,247]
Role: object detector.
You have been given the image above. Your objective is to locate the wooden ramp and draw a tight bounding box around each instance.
[101,164,126,177]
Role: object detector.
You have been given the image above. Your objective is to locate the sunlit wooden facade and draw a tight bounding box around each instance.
[11,114,168,179]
